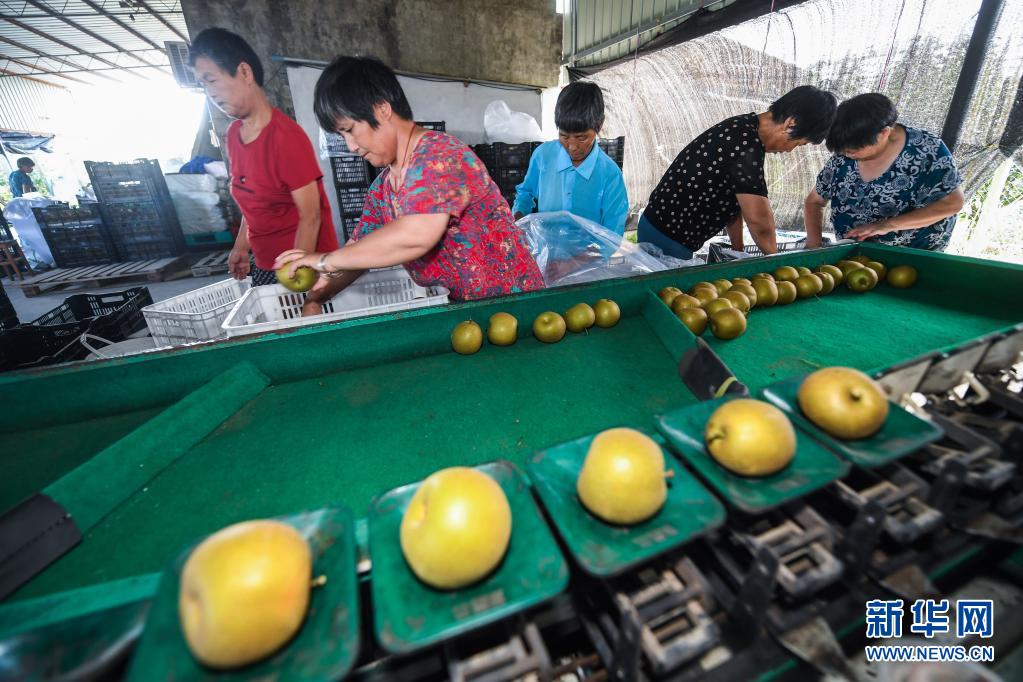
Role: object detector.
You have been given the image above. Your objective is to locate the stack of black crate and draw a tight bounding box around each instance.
[325,122,446,241]
[470,136,624,213]
[470,141,537,211]
[84,159,185,261]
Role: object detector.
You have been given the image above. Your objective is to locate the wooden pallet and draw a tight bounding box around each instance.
[9,257,188,297]
[190,250,231,277]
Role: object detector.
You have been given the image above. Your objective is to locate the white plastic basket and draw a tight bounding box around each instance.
[221,268,449,338]
[143,278,250,346]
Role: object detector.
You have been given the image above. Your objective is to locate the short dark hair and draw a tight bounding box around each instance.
[314,56,414,131]
[826,93,899,153]
[555,81,605,133]
[188,28,264,87]
[15,157,33,168]
[768,85,837,145]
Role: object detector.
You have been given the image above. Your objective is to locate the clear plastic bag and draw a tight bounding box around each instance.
[518,211,695,288]
[2,196,56,267]
[484,100,543,144]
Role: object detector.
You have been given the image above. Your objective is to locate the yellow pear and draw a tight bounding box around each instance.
[400,467,512,590]
[704,400,796,477]
[179,520,312,669]
[798,367,889,439]
[577,428,668,525]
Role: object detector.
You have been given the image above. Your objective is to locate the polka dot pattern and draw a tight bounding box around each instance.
[642,113,769,250]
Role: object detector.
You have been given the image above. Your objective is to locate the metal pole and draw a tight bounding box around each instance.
[940,0,1005,152]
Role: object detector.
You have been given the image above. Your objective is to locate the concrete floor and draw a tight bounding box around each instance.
[4,271,229,322]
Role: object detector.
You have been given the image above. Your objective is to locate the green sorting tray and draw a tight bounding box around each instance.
[368,460,568,654]
[526,430,726,577]
[656,396,850,514]
[126,507,360,682]
[761,375,944,468]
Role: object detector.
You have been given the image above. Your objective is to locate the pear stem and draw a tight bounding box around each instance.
[664,470,675,479]
[311,575,327,588]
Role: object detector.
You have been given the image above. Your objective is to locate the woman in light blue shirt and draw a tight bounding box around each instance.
[512,82,628,237]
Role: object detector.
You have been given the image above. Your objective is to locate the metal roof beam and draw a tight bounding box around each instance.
[0,32,120,82]
[20,0,163,72]
[0,65,66,88]
[0,53,88,83]
[2,15,128,71]
[0,62,170,76]
[132,0,188,42]
[80,0,163,51]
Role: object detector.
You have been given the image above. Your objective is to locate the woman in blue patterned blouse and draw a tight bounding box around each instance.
[804,93,964,251]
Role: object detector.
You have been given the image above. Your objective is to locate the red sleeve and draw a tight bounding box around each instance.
[396,137,471,217]
[276,115,324,192]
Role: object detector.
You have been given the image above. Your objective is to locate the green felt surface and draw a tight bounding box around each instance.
[703,281,1020,393]
[4,245,1023,607]
[369,461,567,653]
[526,431,725,577]
[44,362,270,532]
[656,395,849,514]
[761,375,944,468]
[127,507,360,682]
[0,408,161,514]
[12,313,697,601]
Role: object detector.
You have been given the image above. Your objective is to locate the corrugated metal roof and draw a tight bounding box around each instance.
[564,0,736,68]
[0,74,70,133]
[0,0,188,86]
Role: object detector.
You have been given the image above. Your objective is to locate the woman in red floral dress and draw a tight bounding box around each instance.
[276,56,543,308]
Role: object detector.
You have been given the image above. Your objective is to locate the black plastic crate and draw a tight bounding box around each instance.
[491,142,535,169]
[87,159,185,260]
[471,144,497,170]
[86,160,166,205]
[339,213,362,243]
[41,224,117,268]
[597,136,625,168]
[102,201,184,260]
[0,213,12,241]
[336,186,369,217]
[493,168,526,194]
[323,132,351,156]
[33,203,103,228]
[0,283,17,329]
[0,287,152,371]
[330,155,373,187]
[35,204,117,268]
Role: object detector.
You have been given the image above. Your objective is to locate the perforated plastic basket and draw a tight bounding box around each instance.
[221,268,449,338]
[143,278,250,346]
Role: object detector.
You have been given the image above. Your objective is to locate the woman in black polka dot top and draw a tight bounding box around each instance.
[639,86,837,259]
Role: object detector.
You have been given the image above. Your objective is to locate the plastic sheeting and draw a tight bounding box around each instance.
[165,174,229,236]
[484,101,544,144]
[587,0,1023,230]
[518,211,700,288]
[2,196,56,267]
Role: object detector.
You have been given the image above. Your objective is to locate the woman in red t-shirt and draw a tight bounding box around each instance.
[189,28,339,285]
[275,56,543,307]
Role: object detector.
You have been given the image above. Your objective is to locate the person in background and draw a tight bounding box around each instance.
[639,85,837,258]
[513,81,628,235]
[804,93,964,250]
[189,28,339,286]
[7,157,36,198]
[275,56,543,307]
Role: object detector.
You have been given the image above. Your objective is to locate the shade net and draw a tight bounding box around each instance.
[586,0,1023,232]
